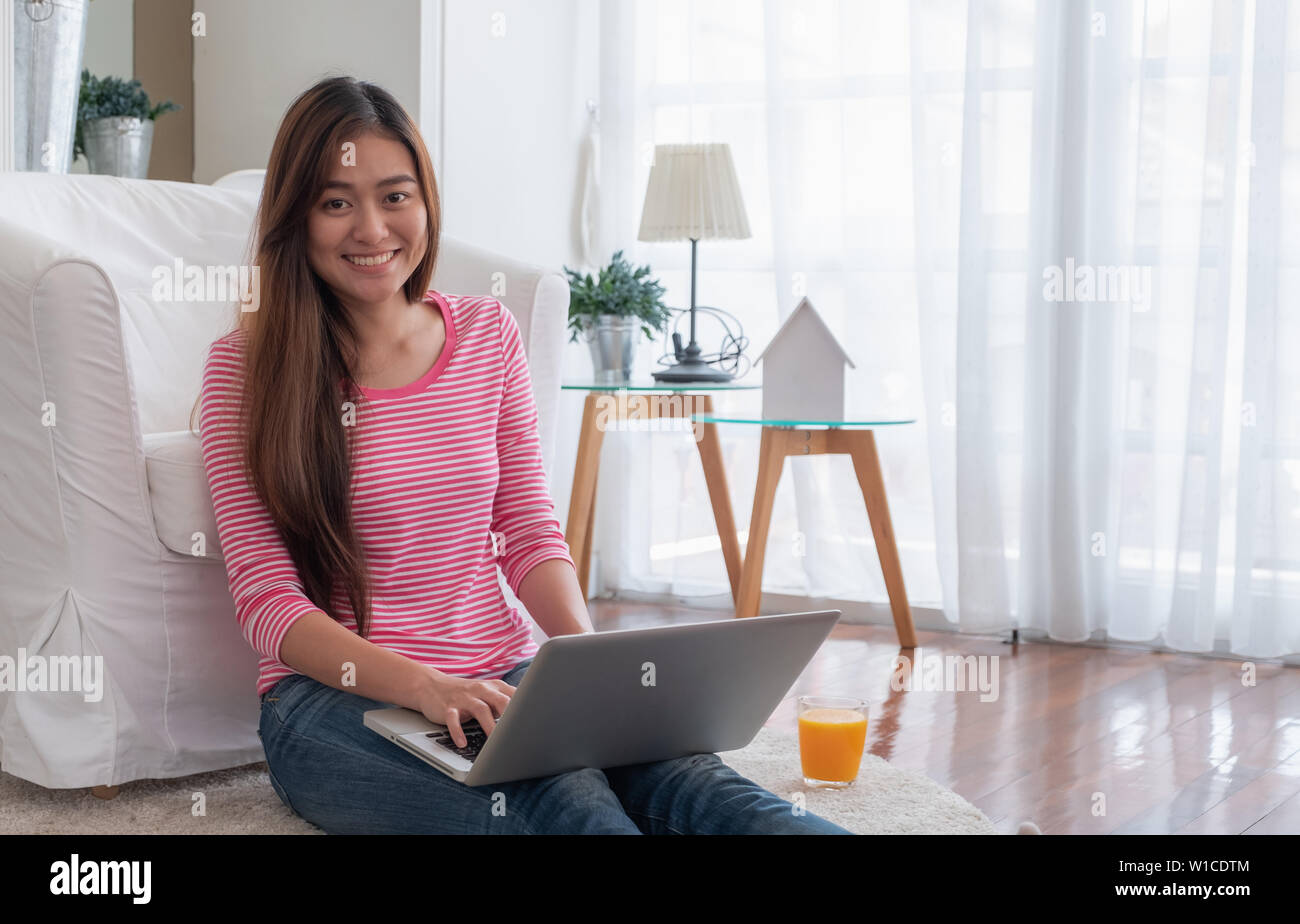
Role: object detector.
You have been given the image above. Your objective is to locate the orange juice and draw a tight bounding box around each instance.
[798,707,867,783]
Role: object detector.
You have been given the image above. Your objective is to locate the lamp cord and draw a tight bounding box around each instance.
[653,305,752,379]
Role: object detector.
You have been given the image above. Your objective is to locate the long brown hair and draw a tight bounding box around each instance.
[190,75,442,637]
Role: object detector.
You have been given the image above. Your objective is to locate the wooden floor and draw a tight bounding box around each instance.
[590,599,1300,835]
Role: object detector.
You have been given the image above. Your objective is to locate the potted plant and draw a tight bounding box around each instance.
[564,250,673,383]
[74,69,181,178]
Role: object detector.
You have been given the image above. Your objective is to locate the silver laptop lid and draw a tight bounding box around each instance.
[462,609,841,786]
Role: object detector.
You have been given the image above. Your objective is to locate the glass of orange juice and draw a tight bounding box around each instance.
[797,695,868,788]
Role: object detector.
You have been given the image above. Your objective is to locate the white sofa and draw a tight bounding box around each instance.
[0,172,571,790]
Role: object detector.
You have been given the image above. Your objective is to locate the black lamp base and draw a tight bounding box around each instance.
[652,355,735,383]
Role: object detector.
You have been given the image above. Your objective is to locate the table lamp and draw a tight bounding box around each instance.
[637,142,752,382]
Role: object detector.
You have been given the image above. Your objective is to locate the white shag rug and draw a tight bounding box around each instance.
[0,726,1001,835]
[718,727,998,834]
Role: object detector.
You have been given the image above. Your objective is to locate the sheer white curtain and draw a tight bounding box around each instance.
[586,0,1300,659]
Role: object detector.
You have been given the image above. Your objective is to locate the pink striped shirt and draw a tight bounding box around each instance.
[198,290,576,697]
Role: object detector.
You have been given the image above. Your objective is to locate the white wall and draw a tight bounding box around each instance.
[441,0,599,272]
[82,0,133,82]
[192,0,425,185]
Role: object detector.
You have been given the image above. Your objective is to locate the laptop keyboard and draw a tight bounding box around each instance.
[425,719,490,760]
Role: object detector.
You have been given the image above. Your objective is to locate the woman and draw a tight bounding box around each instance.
[195,75,851,835]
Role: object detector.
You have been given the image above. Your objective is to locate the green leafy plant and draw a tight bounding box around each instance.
[563,250,673,343]
[74,69,181,160]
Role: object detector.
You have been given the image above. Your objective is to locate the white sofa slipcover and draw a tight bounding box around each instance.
[0,172,571,789]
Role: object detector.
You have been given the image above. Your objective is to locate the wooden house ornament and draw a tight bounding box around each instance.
[754,297,856,421]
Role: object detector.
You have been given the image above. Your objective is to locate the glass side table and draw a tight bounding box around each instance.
[561,380,761,603]
[690,414,919,647]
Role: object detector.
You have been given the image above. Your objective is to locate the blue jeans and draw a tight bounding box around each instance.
[257,658,853,834]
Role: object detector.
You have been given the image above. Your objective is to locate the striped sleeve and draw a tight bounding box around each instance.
[197,336,325,663]
[490,301,577,595]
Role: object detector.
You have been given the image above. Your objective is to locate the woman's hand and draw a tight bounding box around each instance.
[415,669,516,748]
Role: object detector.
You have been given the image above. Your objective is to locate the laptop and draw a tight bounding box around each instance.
[363,609,840,787]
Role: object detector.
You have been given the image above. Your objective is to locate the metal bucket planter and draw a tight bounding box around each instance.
[81,116,155,178]
[583,315,638,384]
[13,0,89,172]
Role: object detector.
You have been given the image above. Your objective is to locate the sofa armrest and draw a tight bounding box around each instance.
[0,222,164,694]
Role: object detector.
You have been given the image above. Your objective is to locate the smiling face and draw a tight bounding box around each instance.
[306,131,428,314]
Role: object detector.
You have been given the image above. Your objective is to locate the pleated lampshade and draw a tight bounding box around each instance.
[637,143,752,242]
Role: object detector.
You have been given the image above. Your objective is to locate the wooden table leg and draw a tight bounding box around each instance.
[694,394,743,604]
[847,430,918,647]
[736,427,785,618]
[564,393,605,602]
